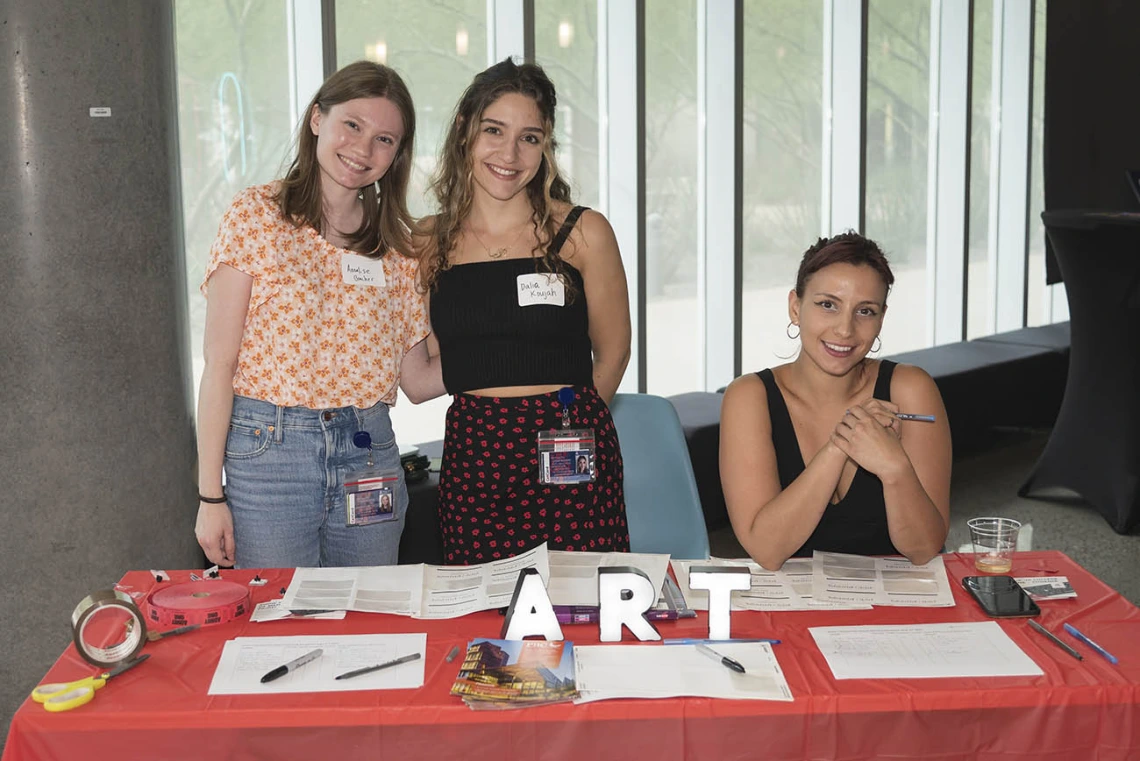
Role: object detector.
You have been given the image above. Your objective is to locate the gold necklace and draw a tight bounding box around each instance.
[470,224,527,260]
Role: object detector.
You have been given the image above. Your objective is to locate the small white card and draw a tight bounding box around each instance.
[517,273,565,307]
[341,253,386,287]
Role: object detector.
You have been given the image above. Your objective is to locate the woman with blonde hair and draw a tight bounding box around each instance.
[195,61,443,569]
[421,59,632,564]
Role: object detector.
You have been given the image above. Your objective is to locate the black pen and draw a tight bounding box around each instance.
[696,643,746,674]
[1028,620,1083,661]
[261,648,323,683]
[335,652,422,681]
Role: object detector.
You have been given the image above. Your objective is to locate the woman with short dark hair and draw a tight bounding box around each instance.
[720,232,951,570]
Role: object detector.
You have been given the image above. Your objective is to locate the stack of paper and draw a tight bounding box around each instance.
[573,643,793,702]
[280,544,549,619]
[670,557,872,612]
[451,638,578,709]
[547,550,670,606]
[810,552,955,607]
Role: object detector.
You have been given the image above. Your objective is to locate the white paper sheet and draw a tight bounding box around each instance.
[547,551,671,606]
[810,551,955,607]
[280,544,549,619]
[573,643,793,702]
[207,633,427,695]
[670,557,871,611]
[809,622,1043,679]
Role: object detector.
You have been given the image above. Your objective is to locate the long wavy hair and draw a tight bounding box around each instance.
[421,58,574,290]
[276,60,416,258]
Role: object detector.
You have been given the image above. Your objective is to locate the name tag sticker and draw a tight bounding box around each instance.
[517,273,565,307]
[341,253,386,288]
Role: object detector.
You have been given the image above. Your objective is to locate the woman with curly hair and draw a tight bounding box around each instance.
[420,58,632,564]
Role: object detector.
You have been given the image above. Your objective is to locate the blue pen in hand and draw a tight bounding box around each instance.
[1063,623,1118,665]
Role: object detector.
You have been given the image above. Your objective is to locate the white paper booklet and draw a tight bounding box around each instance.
[809,622,1043,679]
[573,642,793,702]
[810,551,955,607]
[547,550,671,606]
[208,633,426,695]
[670,557,871,611]
[280,543,549,619]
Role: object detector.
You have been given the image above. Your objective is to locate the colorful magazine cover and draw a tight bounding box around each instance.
[451,638,577,708]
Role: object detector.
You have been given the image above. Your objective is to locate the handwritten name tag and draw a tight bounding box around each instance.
[517,273,565,307]
[341,253,386,288]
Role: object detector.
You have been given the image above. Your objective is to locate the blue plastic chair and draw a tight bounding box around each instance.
[609,393,711,559]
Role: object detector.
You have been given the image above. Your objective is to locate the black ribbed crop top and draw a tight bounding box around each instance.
[430,207,594,394]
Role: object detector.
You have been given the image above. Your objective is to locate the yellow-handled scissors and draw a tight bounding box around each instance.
[31,654,150,712]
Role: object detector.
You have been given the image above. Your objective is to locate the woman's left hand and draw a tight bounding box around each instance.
[830,401,909,479]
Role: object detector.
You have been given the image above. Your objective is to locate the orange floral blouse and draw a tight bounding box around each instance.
[201,184,429,409]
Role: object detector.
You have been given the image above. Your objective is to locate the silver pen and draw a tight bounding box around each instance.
[335,652,422,680]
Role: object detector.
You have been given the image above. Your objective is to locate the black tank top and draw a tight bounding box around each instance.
[757,360,900,557]
[431,207,593,394]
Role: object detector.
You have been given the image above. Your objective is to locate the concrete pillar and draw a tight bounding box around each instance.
[0,0,199,740]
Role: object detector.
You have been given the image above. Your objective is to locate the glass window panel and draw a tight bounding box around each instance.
[335,2,489,446]
[1026,1,1057,326]
[645,0,700,396]
[175,1,294,408]
[966,0,994,339]
[336,1,488,218]
[865,0,932,354]
[534,2,600,208]
[741,0,824,373]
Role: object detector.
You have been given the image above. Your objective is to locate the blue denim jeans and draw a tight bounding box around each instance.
[224,395,407,568]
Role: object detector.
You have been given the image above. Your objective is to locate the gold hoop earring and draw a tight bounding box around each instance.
[786,322,800,340]
[871,336,882,354]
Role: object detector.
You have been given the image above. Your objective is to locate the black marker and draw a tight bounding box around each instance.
[261,648,323,683]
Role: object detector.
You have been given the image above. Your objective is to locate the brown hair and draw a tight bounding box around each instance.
[276,60,416,258]
[420,58,574,290]
[795,231,895,302]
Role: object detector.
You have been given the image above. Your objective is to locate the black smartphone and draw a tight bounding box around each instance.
[962,575,1041,617]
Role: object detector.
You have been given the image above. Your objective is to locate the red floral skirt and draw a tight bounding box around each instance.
[438,385,629,564]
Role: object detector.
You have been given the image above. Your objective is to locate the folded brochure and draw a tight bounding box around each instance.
[451,638,577,709]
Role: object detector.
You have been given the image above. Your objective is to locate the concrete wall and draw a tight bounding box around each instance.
[0,0,200,744]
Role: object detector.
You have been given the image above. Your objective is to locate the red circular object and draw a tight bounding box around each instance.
[145,580,251,628]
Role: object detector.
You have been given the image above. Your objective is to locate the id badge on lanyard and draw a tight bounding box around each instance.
[344,431,400,527]
[537,388,596,485]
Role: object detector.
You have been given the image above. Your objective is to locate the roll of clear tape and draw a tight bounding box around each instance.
[71,589,147,668]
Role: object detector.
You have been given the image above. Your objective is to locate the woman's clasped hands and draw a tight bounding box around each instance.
[829,399,909,480]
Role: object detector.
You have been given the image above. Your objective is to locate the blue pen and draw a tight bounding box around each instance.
[896,413,936,422]
[1063,623,1118,665]
[663,638,781,646]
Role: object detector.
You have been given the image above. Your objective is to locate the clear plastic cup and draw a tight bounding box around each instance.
[967,517,1021,574]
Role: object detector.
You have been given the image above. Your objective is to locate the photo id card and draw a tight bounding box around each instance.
[537,428,596,484]
[343,469,400,527]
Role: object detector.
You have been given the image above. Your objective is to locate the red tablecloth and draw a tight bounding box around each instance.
[4,551,1139,761]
